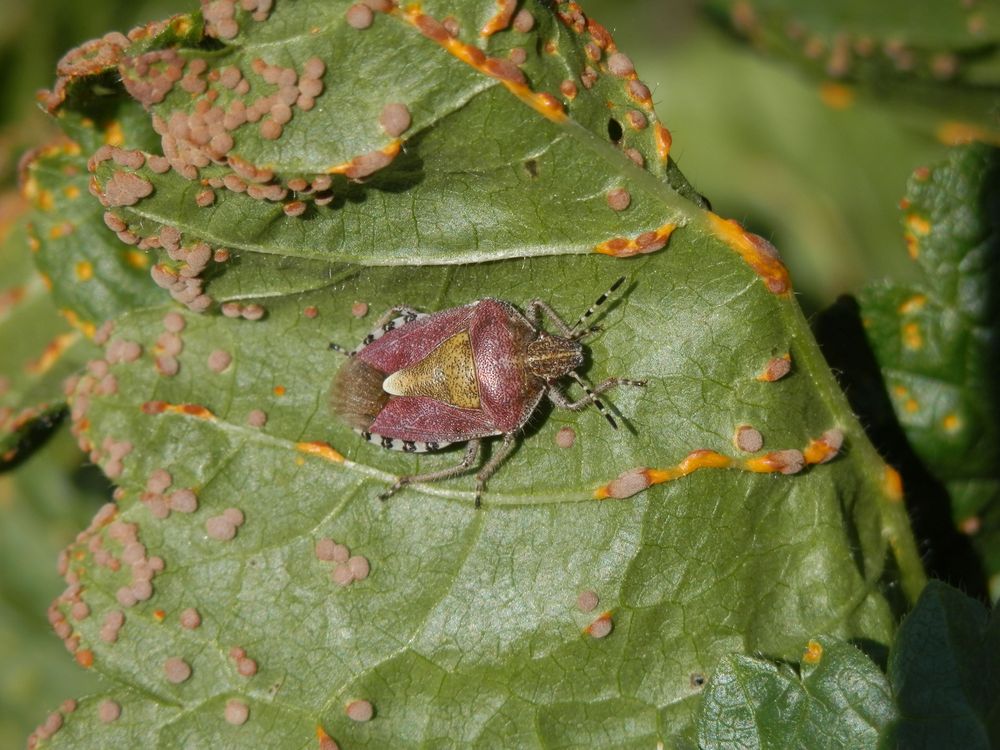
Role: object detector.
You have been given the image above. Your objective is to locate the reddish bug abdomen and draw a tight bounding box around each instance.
[368,399,499,442]
[332,300,541,443]
[469,301,537,433]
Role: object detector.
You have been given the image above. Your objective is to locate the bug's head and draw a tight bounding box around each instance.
[525,333,584,382]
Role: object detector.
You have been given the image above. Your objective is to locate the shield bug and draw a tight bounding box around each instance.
[329,277,644,507]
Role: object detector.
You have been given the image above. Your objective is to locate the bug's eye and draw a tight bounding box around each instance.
[607,118,623,144]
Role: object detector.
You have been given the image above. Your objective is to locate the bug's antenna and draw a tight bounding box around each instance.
[570,276,626,338]
[569,371,618,430]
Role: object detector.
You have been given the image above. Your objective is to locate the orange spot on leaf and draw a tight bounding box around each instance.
[141,401,216,421]
[0,285,26,316]
[802,639,823,664]
[744,449,804,474]
[480,0,516,36]
[327,140,402,179]
[36,190,55,211]
[898,294,926,315]
[75,649,95,668]
[296,441,345,463]
[104,121,125,146]
[756,353,791,382]
[74,260,93,280]
[316,725,339,750]
[819,82,855,109]
[594,222,676,257]
[905,214,931,236]
[595,431,840,499]
[653,123,672,162]
[902,322,923,350]
[172,16,194,36]
[706,213,791,295]
[273,385,286,396]
[59,309,96,338]
[936,121,1000,147]
[50,221,75,239]
[399,6,567,123]
[125,249,149,269]
[584,610,614,637]
[802,429,844,465]
[177,403,216,419]
[25,332,77,375]
[883,466,904,502]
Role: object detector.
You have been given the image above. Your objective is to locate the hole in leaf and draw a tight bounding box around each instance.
[524,159,539,178]
[607,118,623,143]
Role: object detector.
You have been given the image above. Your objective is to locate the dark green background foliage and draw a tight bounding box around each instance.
[0,0,997,748]
[699,581,1000,750]
[859,145,1000,590]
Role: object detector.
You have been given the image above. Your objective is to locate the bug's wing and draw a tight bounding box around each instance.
[358,303,478,373]
[369,396,502,443]
[329,356,389,431]
[471,300,538,433]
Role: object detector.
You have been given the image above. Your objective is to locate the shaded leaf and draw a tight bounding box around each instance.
[0,431,106,747]
[608,15,952,313]
[881,580,1000,749]
[697,582,1000,750]
[858,144,1000,595]
[704,0,1000,143]
[0,197,96,470]
[697,636,894,750]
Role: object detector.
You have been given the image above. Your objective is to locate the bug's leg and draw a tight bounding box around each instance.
[474,433,517,509]
[549,372,646,429]
[527,277,627,339]
[378,440,480,501]
[526,300,575,336]
[371,305,422,330]
[568,276,625,336]
[331,305,425,356]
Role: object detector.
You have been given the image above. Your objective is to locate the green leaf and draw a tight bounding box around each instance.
[704,0,1000,142]
[24,139,161,329]
[881,580,1000,749]
[696,583,1000,749]
[22,1,927,746]
[0,201,96,470]
[858,144,1000,594]
[0,431,105,747]
[697,636,894,750]
[39,247,923,747]
[45,0,704,286]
